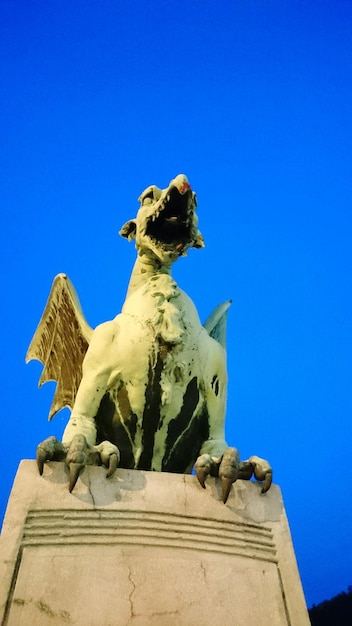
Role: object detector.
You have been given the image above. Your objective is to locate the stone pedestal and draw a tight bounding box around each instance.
[0,461,310,625]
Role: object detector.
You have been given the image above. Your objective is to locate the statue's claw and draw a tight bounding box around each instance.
[36,450,45,475]
[194,454,217,489]
[219,447,240,504]
[36,436,66,475]
[247,456,273,493]
[106,453,119,477]
[68,462,85,493]
[96,441,120,478]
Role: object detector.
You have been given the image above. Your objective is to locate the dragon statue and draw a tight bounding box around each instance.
[27,174,272,502]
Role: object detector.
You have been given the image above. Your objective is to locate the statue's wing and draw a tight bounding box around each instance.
[26,273,93,420]
[203,300,232,349]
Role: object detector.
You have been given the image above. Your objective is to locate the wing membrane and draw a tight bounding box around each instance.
[203,300,232,348]
[26,273,93,420]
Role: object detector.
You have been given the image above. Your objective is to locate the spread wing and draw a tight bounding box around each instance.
[203,300,232,349]
[26,273,93,420]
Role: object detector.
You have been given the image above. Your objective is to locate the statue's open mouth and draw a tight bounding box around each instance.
[145,187,194,251]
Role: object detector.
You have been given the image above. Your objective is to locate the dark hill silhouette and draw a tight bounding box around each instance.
[309,587,352,626]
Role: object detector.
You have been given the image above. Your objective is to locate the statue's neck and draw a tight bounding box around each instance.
[125,252,172,299]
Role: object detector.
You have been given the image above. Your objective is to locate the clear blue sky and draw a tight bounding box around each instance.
[1,0,351,608]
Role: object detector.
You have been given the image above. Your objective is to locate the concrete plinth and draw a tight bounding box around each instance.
[0,461,310,625]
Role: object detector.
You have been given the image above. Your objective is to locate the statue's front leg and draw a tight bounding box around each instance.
[36,320,121,490]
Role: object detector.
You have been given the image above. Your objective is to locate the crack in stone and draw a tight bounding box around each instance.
[127,566,137,622]
[86,470,96,506]
[199,560,208,586]
[150,609,181,619]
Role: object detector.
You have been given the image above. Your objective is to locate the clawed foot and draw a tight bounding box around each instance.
[36,435,120,492]
[195,448,272,503]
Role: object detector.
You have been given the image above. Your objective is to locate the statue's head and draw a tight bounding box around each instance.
[120,174,204,265]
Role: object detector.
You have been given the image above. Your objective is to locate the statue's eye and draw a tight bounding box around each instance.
[143,196,153,205]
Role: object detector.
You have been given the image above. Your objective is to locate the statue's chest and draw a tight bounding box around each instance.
[118,275,203,376]
[121,274,195,343]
